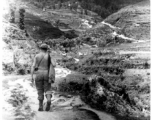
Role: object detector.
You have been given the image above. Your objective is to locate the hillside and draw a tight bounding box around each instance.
[4,0,102,41]
[2,0,150,120]
[19,0,145,19]
[105,0,150,40]
[56,0,150,119]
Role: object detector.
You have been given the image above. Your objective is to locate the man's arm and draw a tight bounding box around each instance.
[31,56,37,81]
[51,58,56,67]
[49,58,55,83]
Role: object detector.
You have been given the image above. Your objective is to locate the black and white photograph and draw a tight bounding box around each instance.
[2,0,150,120]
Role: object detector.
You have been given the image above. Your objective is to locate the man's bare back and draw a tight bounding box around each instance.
[33,52,56,71]
[35,53,50,70]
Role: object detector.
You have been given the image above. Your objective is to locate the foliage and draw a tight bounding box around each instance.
[3,62,14,74]
[58,81,84,93]
[19,8,25,30]
[7,84,35,119]
[28,0,136,18]
[16,67,26,75]
[9,6,16,23]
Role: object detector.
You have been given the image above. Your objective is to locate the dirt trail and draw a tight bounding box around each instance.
[2,67,117,120]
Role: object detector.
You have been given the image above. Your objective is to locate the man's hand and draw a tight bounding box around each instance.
[49,75,55,83]
[31,78,35,87]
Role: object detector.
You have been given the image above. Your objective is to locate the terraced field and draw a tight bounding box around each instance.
[56,38,150,119]
[2,0,150,119]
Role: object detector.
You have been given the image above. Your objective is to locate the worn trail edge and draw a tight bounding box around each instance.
[80,106,116,120]
[2,67,117,120]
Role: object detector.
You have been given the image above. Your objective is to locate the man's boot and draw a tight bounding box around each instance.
[45,94,52,111]
[38,100,43,111]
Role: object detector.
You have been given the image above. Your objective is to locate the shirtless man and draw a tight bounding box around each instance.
[31,44,55,111]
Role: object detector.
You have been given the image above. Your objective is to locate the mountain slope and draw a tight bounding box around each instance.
[104,0,150,40]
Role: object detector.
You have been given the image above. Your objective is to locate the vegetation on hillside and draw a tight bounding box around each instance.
[2,0,150,119]
[24,0,144,18]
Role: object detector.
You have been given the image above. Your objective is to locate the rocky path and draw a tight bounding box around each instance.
[2,67,117,120]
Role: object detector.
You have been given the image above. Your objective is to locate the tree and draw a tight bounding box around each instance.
[58,1,62,9]
[19,8,25,30]
[9,5,16,23]
[52,4,55,9]
[80,8,83,14]
[84,9,88,15]
[72,3,78,11]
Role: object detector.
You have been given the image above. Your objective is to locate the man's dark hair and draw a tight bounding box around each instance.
[40,47,47,51]
[39,43,48,52]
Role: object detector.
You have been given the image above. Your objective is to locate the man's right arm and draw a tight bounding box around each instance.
[31,56,37,81]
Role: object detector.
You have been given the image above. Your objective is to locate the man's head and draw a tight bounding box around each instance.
[39,43,48,52]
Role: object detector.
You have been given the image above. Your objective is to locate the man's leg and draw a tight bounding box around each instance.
[35,79,44,111]
[44,80,52,111]
[45,93,52,111]
[38,99,43,111]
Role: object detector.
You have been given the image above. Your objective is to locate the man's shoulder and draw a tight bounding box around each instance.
[35,53,41,58]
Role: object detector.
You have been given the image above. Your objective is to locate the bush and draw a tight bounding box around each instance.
[9,8,15,23]
[3,62,14,74]
[3,38,11,44]
[19,8,25,30]
[58,81,84,93]
[16,67,26,75]
[97,40,106,47]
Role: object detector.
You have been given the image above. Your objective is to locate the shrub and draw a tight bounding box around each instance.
[19,8,25,30]
[9,7,16,23]
[2,62,14,74]
[16,67,26,75]
[3,38,11,44]
[58,81,84,93]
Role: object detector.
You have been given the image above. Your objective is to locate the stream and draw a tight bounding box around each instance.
[101,21,149,43]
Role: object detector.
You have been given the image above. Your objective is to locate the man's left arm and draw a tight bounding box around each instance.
[49,57,56,83]
[31,56,37,83]
[51,58,56,67]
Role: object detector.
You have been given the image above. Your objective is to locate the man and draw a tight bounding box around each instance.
[31,44,55,111]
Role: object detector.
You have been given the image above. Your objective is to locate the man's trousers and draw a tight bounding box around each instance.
[35,70,52,100]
